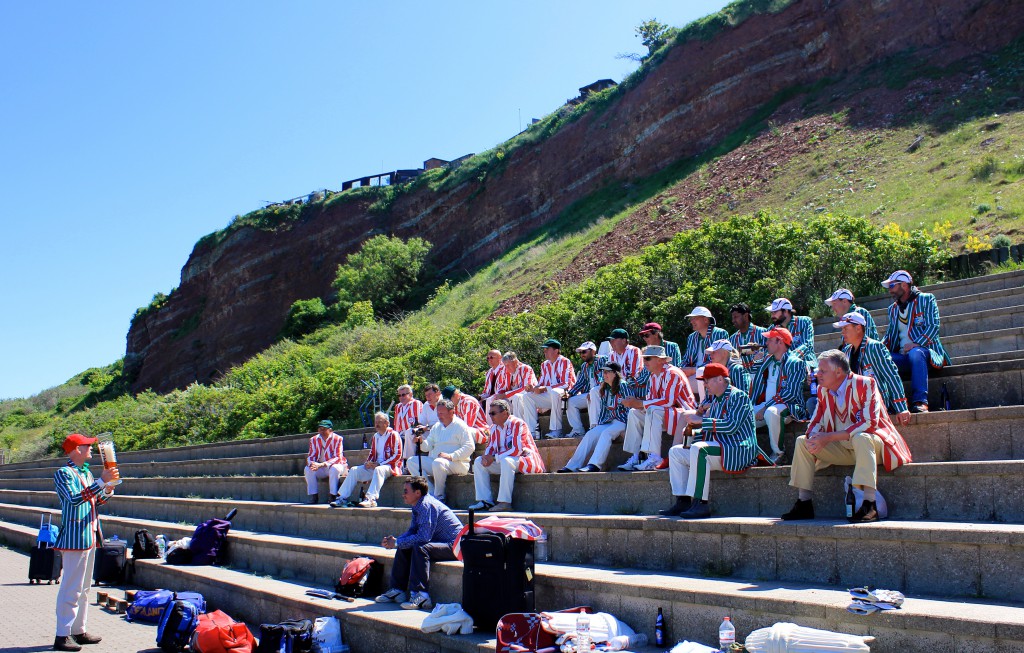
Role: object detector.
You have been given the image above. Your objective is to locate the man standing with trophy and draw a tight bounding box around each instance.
[53,433,119,651]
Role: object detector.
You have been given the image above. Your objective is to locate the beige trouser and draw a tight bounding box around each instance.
[407,456,469,497]
[524,388,567,433]
[789,431,885,491]
[304,463,348,495]
[55,547,95,637]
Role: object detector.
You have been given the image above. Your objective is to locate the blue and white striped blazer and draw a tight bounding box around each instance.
[54,461,110,550]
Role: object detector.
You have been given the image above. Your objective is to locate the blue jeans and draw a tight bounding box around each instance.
[891,347,929,405]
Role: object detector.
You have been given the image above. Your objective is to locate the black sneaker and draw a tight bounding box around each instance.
[579,464,602,473]
[780,499,815,520]
[556,467,573,474]
[658,496,692,516]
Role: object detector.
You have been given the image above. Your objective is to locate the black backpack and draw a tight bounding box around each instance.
[255,619,313,653]
[133,529,161,560]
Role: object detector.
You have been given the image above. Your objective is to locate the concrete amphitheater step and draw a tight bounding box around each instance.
[1,518,1021,653]
[4,458,1023,522]
[814,305,1024,350]
[850,269,1024,312]
[3,499,1024,603]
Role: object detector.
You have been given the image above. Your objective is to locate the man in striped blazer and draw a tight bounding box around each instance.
[469,399,546,512]
[767,298,817,369]
[834,312,912,425]
[680,307,729,403]
[500,351,540,436]
[639,322,682,366]
[705,339,750,392]
[442,386,489,444]
[332,412,402,509]
[619,345,697,471]
[782,350,913,523]
[729,303,768,372]
[661,363,758,519]
[565,341,607,437]
[304,419,349,504]
[395,385,424,473]
[480,350,507,425]
[420,384,441,428]
[523,339,577,439]
[605,328,645,396]
[881,269,951,413]
[748,328,810,465]
[825,288,879,340]
[53,433,117,651]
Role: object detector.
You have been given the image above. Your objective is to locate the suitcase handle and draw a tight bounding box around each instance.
[468,509,475,534]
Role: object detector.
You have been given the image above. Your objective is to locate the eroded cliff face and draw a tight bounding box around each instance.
[126,0,1024,393]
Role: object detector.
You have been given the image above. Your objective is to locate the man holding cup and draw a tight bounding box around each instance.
[53,433,118,651]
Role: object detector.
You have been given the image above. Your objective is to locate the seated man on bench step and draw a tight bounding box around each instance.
[834,312,912,426]
[407,399,473,504]
[304,419,348,505]
[332,412,402,509]
[781,349,913,524]
[469,399,545,512]
[558,361,628,473]
[443,385,489,445]
[522,339,576,439]
[748,328,809,465]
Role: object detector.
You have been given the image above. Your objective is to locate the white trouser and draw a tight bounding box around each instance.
[473,455,521,504]
[622,406,666,455]
[525,388,567,433]
[484,396,497,426]
[564,421,626,470]
[588,387,602,428]
[338,464,394,501]
[509,394,536,434]
[402,429,417,461]
[687,368,707,403]
[754,402,792,455]
[407,456,469,497]
[565,393,592,434]
[55,547,95,637]
[304,463,348,495]
[669,441,723,500]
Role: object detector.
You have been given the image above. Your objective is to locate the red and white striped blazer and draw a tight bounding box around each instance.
[485,416,545,474]
[394,399,423,433]
[504,363,537,398]
[806,373,912,472]
[367,427,404,475]
[484,365,508,396]
[538,355,576,390]
[644,366,697,436]
[456,394,490,444]
[307,433,345,467]
[609,345,644,381]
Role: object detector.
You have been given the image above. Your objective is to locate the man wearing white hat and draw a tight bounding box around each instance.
[565,341,607,437]
[680,307,729,403]
[825,289,879,340]
[766,298,817,369]
[748,328,809,464]
[618,345,697,471]
[880,270,950,413]
[834,313,912,425]
[705,339,750,393]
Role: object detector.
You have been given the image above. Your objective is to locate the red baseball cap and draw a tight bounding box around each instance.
[62,433,97,454]
[764,327,794,346]
[639,322,663,335]
[697,363,729,380]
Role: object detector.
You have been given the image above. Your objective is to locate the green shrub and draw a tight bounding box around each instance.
[281,298,329,339]
[332,235,433,318]
[992,234,1013,248]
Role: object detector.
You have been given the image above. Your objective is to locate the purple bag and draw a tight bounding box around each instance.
[188,509,236,566]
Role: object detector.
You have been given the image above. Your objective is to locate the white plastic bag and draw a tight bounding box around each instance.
[313,616,343,651]
[844,476,888,519]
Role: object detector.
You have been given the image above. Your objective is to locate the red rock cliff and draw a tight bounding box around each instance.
[126,0,1024,393]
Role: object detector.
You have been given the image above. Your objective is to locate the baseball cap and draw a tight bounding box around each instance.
[832,312,867,329]
[824,289,855,305]
[766,298,794,313]
[599,361,623,373]
[441,385,458,400]
[317,419,333,429]
[606,328,629,340]
[638,322,663,335]
[881,270,913,288]
[764,327,794,346]
[63,433,97,454]
[576,341,597,352]
[697,363,729,380]
[542,338,562,349]
[705,339,735,354]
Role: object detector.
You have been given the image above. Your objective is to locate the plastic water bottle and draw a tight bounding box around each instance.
[362,434,369,449]
[535,533,549,562]
[575,613,591,653]
[156,535,167,558]
[719,616,735,651]
[655,607,665,647]
[607,633,648,651]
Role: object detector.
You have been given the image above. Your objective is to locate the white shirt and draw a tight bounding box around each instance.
[371,432,391,464]
[420,402,439,427]
[897,303,912,349]
[765,364,781,402]
[421,416,474,462]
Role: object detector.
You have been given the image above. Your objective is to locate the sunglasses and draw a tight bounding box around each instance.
[643,356,656,361]
[488,411,503,416]
[398,392,411,396]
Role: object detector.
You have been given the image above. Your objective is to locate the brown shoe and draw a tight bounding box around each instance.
[53,636,82,651]
[780,499,815,520]
[848,500,879,524]
[489,502,513,512]
[72,633,102,645]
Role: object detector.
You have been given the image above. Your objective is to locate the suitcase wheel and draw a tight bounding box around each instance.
[29,579,35,585]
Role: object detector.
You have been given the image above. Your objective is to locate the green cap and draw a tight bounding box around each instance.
[317,419,333,429]
[542,338,561,349]
[441,385,457,400]
[607,328,629,340]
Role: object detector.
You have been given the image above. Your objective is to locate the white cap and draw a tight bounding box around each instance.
[824,288,855,305]
[685,306,713,319]
[766,298,794,313]
[705,339,735,354]
[575,341,597,352]
[881,270,913,288]
[832,312,867,329]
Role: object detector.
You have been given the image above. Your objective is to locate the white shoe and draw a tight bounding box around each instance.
[638,455,662,471]
[375,588,408,603]
[545,430,563,439]
[358,498,377,508]
[467,500,493,511]
[617,453,641,471]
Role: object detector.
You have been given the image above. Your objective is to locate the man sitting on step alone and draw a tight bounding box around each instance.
[781,349,913,524]
[303,419,348,505]
[406,399,474,504]
[331,412,402,509]
[469,399,546,512]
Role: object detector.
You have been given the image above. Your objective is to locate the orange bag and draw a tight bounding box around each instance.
[190,609,255,653]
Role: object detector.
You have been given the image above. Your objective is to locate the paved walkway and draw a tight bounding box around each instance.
[0,546,161,653]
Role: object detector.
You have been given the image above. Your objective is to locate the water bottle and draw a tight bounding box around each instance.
[654,607,665,647]
[941,383,951,411]
[156,535,167,558]
[575,613,591,653]
[607,634,648,651]
[719,616,735,651]
[362,434,369,449]
[535,533,549,562]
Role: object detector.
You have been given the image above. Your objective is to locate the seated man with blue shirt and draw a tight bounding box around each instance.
[376,476,463,611]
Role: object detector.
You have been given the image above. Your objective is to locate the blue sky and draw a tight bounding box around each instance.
[0,1,729,400]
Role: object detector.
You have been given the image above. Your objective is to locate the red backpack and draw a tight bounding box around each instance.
[190,610,255,653]
[334,556,383,598]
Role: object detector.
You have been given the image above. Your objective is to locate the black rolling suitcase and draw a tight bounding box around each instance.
[29,514,63,585]
[93,537,128,585]
[460,509,535,630]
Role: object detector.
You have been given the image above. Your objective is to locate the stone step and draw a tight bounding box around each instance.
[929,357,1024,410]
[813,324,1024,362]
[4,498,1024,603]
[851,269,1024,311]
[4,458,1023,522]
[815,305,1024,351]
[812,285,1024,335]
[1,518,1021,653]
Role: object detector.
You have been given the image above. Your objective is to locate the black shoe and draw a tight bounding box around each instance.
[328,494,338,503]
[849,500,879,523]
[780,499,815,520]
[658,496,692,517]
[556,467,573,473]
[679,501,711,520]
[72,633,101,645]
[53,636,82,652]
